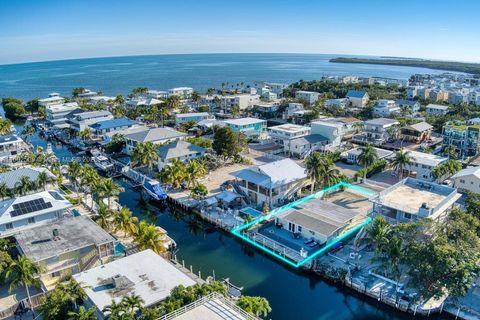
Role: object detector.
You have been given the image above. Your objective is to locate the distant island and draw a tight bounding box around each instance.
[330,57,480,75]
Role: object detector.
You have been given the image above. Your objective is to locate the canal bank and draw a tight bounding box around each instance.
[10,117,444,320]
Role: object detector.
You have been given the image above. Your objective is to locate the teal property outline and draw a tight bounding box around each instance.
[231,181,374,268]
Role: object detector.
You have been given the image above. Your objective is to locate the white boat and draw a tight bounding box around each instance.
[92,155,114,171]
[143,178,167,201]
[46,143,53,154]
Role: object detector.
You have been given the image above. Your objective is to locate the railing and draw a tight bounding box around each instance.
[0,291,47,320]
[159,292,257,320]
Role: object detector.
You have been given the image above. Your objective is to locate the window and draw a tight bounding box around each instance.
[404,212,412,220]
[297,226,302,232]
[5,223,13,230]
[460,179,465,184]
[28,217,35,224]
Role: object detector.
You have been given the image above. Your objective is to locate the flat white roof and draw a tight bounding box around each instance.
[224,117,265,126]
[407,150,448,167]
[73,250,196,312]
[426,104,449,110]
[175,112,209,118]
[269,123,310,133]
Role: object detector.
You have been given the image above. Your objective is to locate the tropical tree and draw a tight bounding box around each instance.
[358,216,391,253]
[67,306,97,320]
[0,182,9,200]
[432,159,461,182]
[158,159,186,188]
[79,128,93,142]
[357,144,378,179]
[185,160,207,188]
[95,203,113,230]
[236,296,272,318]
[36,171,49,190]
[133,221,165,254]
[443,144,458,160]
[5,256,42,313]
[0,118,13,135]
[165,95,181,110]
[114,95,125,106]
[304,151,324,194]
[392,149,412,180]
[97,178,124,208]
[15,175,33,196]
[190,183,208,200]
[113,207,138,237]
[131,142,159,175]
[67,160,82,196]
[122,294,144,315]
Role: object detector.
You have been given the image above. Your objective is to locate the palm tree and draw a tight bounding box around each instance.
[0,119,12,135]
[131,142,159,175]
[0,182,8,200]
[317,159,341,189]
[165,95,181,110]
[185,160,207,188]
[191,91,201,108]
[392,149,412,180]
[36,171,49,190]
[67,160,82,196]
[357,144,378,180]
[114,95,125,106]
[15,176,33,196]
[5,256,42,313]
[359,216,391,253]
[95,203,113,230]
[102,300,126,319]
[159,159,186,188]
[98,178,124,208]
[134,221,165,254]
[113,207,138,237]
[237,296,272,318]
[443,144,458,160]
[122,294,144,315]
[67,306,96,320]
[304,152,324,194]
[64,279,87,310]
[79,128,92,142]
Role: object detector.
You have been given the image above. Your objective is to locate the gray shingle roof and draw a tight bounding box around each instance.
[158,140,207,160]
[405,122,433,132]
[125,127,186,143]
[0,167,56,189]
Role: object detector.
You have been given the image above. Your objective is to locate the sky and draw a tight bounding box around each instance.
[1,0,479,65]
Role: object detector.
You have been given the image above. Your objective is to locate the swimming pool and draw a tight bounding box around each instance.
[240,207,263,218]
[72,209,81,217]
[115,242,126,256]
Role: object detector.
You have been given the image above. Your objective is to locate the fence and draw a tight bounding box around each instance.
[0,292,47,320]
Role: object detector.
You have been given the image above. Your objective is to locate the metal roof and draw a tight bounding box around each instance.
[158,140,206,160]
[346,90,368,98]
[125,127,186,143]
[89,117,134,130]
[0,167,56,189]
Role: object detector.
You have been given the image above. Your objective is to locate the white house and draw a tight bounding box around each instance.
[89,117,135,135]
[286,134,330,159]
[0,135,28,162]
[125,97,162,109]
[223,117,267,137]
[295,91,320,105]
[310,119,344,147]
[146,90,168,99]
[157,140,207,170]
[395,99,421,115]
[46,102,82,128]
[325,98,349,109]
[402,150,448,182]
[73,250,196,319]
[69,111,114,132]
[451,167,480,194]
[373,100,400,117]
[231,158,308,207]
[346,147,393,165]
[426,104,449,116]
[124,127,186,155]
[39,94,65,107]
[346,90,369,108]
[0,190,72,238]
[268,124,310,141]
[175,112,213,125]
[201,94,261,113]
[283,103,304,120]
[352,118,399,146]
[168,87,193,98]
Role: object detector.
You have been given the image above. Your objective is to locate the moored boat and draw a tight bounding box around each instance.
[143,178,167,201]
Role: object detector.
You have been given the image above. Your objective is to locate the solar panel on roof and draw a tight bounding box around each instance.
[10,198,53,217]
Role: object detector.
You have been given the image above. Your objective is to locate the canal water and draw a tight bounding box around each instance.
[13,119,419,320]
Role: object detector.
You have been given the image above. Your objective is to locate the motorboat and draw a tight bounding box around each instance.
[92,154,114,171]
[143,178,167,201]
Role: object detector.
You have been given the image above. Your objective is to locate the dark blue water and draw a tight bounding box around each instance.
[0,53,452,101]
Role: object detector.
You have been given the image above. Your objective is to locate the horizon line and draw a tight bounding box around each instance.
[2,51,479,68]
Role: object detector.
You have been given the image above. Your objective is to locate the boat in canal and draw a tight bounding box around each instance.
[143,178,167,201]
[92,154,115,172]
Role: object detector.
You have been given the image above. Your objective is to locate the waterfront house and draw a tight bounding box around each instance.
[231,158,308,207]
[283,102,304,120]
[371,177,460,224]
[39,94,65,107]
[426,104,449,116]
[0,135,28,162]
[69,110,114,132]
[0,166,56,192]
[46,102,82,128]
[175,112,213,125]
[401,150,448,182]
[352,118,399,146]
[87,96,116,105]
[124,127,187,155]
[346,147,393,165]
[346,90,369,108]
[15,216,116,289]
[73,249,196,319]
[395,99,421,115]
[89,117,135,135]
[168,87,194,98]
[223,117,267,137]
[76,89,98,99]
[275,198,361,244]
[373,100,400,117]
[325,98,349,110]
[0,190,72,238]
[451,167,480,194]
[264,82,288,96]
[442,123,480,159]
[268,124,310,142]
[125,97,162,109]
[400,122,432,143]
[201,94,260,114]
[286,135,330,159]
[146,90,168,99]
[157,140,207,170]
[295,90,320,105]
